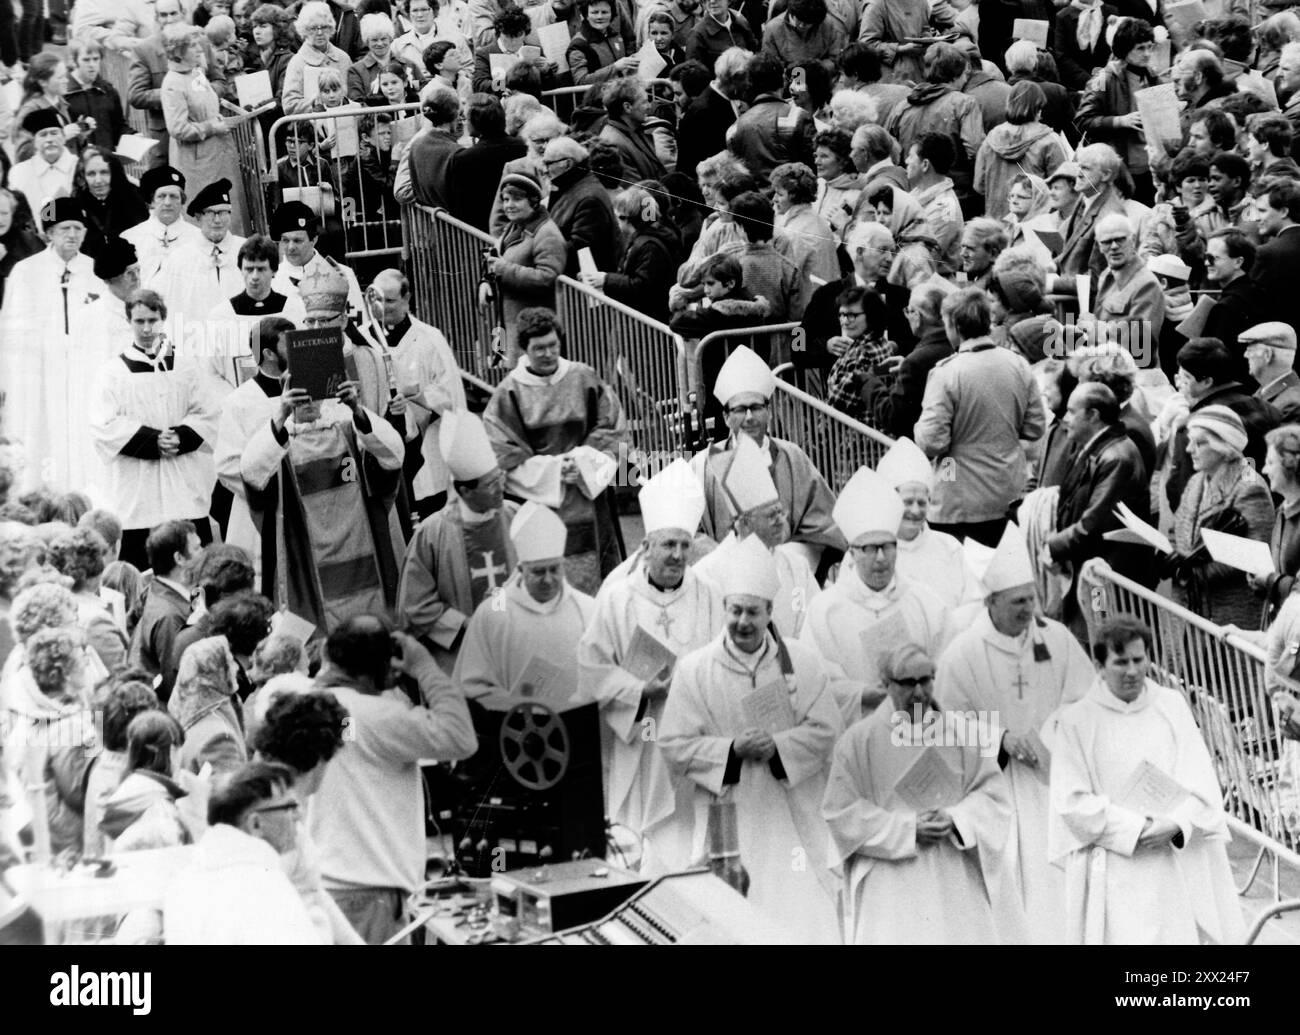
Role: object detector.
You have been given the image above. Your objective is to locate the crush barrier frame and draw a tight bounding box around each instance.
[1084,558,1298,858]
[267,103,424,262]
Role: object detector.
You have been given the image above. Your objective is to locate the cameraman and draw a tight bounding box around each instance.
[309,615,477,944]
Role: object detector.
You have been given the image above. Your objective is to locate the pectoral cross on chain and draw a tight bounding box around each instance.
[1012,668,1030,701]
[470,550,507,592]
[655,607,674,638]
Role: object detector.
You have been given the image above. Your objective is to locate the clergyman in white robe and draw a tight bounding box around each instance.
[454,571,595,706]
[659,627,842,943]
[692,535,819,639]
[938,608,1093,942]
[1050,676,1246,945]
[576,562,724,875]
[0,246,106,494]
[801,569,952,726]
[823,704,1016,945]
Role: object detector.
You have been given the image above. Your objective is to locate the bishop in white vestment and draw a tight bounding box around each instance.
[877,436,979,609]
[690,435,820,638]
[801,466,953,726]
[576,460,725,875]
[0,199,107,495]
[937,522,1093,943]
[454,502,595,705]
[659,534,842,944]
[1049,617,1245,945]
[823,642,1017,945]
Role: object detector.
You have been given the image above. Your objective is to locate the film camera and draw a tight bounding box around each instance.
[424,693,606,877]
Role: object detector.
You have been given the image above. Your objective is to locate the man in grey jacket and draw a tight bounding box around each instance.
[914,287,1046,547]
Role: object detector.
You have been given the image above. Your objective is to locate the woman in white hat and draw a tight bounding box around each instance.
[1169,404,1275,627]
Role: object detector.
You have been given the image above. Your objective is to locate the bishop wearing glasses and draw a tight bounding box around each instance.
[690,345,845,579]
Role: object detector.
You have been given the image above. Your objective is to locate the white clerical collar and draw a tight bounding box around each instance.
[722,630,771,674]
[506,573,568,615]
[727,433,772,461]
[511,356,572,386]
[1090,677,1151,713]
[458,498,495,525]
[979,609,1031,655]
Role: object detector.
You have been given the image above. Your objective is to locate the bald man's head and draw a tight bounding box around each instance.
[368,269,411,327]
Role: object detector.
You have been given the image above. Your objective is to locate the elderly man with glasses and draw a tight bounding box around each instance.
[539,137,619,275]
[801,466,953,727]
[1075,212,1166,365]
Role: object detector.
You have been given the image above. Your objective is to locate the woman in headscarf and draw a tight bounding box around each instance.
[169,635,247,778]
[0,186,42,308]
[974,81,1066,223]
[1169,406,1276,628]
[70,146,148,261]
[1002,173,1056,269]
[866,182,939,290]
[581,183,680,323]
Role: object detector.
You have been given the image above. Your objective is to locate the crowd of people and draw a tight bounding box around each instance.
[6,0,1300,948]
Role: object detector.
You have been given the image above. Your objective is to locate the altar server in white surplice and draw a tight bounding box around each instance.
[1049,616,1245,945]
[396,411,517,675]
[1,198,106,495]
[801,466,953,728]
[937,521,1093,943]
[823,642,1017,945]
[367,269,466,519]
[691,435,820,639]
[660,534,843,944]
[454,501,594,704]
[90,288,221,547]
[876,436,978,610]
[576,459,725,875]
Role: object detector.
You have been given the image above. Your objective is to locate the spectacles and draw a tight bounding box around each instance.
[253,800,300,815]
[892,674,934,688]
[726,403,768,416]
[838,310,867,320]
[850,542,896,555]
[1096,237,1129,248]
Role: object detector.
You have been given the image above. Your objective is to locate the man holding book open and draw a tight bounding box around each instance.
[1049,615,1244,944]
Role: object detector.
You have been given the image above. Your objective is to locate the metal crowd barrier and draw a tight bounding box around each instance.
[539,79,670,123]
[769,377,895,493]
[1084,558,1297,857]
[401,204,502,383]
[228,113,269,241]
[554,276,691,458]
[268,104,422,264]
[400,205,693,454]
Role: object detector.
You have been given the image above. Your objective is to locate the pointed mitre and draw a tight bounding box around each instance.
[712,345,776,405]
[832,467,904,544]
[716,533,780,601]
[639,458,705,535]
[510,501,567,563]
[875,436,935,492]
[982,521,1036,594]
[439,410,498,482]
[723,434,779,513]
